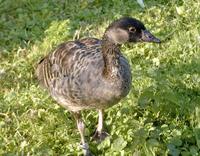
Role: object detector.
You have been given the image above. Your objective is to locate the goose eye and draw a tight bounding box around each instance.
[129,27,136,33]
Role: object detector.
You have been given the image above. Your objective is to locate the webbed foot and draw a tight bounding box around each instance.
[80,143,93,156]
[92,130,109,142]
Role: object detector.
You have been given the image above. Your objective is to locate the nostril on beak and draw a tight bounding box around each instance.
[142,30,161,43]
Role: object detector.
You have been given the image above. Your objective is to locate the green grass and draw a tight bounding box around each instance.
[0,0,200,155]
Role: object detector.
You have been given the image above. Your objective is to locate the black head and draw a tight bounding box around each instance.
[105,17,160,44]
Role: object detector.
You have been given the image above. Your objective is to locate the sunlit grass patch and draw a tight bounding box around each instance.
[0,0,200,155]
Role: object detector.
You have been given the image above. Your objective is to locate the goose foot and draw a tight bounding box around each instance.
[92,130,109,142]
[80,143,93,156]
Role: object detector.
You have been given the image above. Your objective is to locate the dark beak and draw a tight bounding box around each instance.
[141,30,161,43]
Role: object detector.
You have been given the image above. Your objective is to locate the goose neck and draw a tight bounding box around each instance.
[102,35,120,79]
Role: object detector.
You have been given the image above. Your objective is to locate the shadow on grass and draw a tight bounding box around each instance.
[135,57,200,154]
[138,58,200,118]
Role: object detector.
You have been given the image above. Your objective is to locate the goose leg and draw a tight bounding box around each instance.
[92,109,109,142]
[73,112,93,156]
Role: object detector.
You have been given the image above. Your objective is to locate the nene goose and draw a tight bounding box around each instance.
[36,17,160,155]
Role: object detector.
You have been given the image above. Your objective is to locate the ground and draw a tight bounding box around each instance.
[0,0,200,155]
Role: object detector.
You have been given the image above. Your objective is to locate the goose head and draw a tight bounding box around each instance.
[105,17,161,44]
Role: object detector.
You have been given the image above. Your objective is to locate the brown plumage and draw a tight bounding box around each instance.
[36,17,160,155]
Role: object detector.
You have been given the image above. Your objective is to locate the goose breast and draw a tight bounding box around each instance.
[36,38,131,111]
